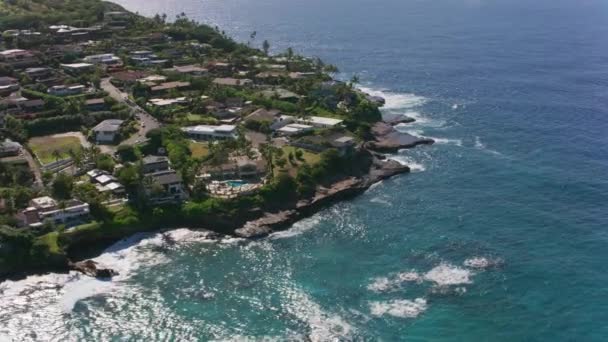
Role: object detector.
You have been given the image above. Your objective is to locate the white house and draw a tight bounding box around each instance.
[92,119,124,143]
[20,196,90,228]
[84,53,122,66]
[47,84,86,96]
[182,125,238,141]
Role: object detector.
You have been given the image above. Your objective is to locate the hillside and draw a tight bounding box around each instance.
[0,0,125,30]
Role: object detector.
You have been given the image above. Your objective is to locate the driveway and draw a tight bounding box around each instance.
[100,78,160,147]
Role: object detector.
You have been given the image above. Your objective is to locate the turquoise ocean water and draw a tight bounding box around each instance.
[2,0,608,340]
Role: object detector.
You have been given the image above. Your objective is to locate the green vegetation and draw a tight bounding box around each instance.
[0,0,389,278]
[189,141,210,159]
[28,135,83,164]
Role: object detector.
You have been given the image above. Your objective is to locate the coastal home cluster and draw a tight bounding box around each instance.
[0,0,432,273]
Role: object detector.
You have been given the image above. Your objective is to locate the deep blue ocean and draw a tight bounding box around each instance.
[2,0,608,340]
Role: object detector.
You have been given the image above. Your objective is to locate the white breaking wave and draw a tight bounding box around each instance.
[395,127,462,147]
[474,136,504,156]
[279,281,354,341]
[423,263,474,286]
[269,215,322,240]
[464,257,502,269]
[370,196,392,206]
[358,86,427,110]
[367,271,422,292]
[387,154,426,172]
[369,298,428,318]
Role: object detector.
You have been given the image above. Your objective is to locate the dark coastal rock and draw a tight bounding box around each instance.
[383,114,416,125]
[369,158,411,181]
[235,210,298,238]
[366,122,434,152]
[69,260,118,278]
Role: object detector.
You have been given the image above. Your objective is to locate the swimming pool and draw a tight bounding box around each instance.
[225,180,247,187]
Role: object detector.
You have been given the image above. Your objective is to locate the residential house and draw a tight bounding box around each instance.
[47,84,86,96]
[291,134,356,155]
[212,78,253,87]
[111,70,150,85]
[85,98,108,111]
[92,119,124,143]
[84,53,122,66]
[148,97,188,107]
[150,81,191,94]
[0,76,19,95]
[245,108,288,130]
[19,196,90,228]
[277,123,314,136]
[0,139,22,157]
[86,169,125,196]
[24,67,52,80]
[182,124,238,141]
[61,62,94,74]
[201,155,267,180]
[145,170,187,204]
[260,88,301,102]
[293,115,343,128]
[288,72,316,80]
[0,49,37,68]
[165,64,208,76]
[141,155,170,174]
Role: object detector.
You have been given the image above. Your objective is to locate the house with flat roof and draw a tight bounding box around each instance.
[150,81,190,93]
[148,97,188,107]
[165,64,209,76]
[0,49,37,68]
[84,53,122,66]
[182,124,238,141]
[260,88,301,102]
[61,62,94,74]
[92,119,124,143]
[212,78,253,87]
[47,84,86,96]
[293,115,343,128]
[141,155,170,174]
[86,169,125,196]
[0,76,19,95]
[19,196,90,228]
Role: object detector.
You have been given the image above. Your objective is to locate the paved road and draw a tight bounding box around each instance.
[100,78,160,147]
[21,148,43,187]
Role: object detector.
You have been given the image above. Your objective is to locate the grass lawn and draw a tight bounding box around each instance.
[29,135,83,165]
[189,141,210,159]
[275,146,321,177]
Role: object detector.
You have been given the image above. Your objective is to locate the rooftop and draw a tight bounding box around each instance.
[93,119,123,132]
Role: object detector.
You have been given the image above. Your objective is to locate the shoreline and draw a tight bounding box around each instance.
[0,143,413,281]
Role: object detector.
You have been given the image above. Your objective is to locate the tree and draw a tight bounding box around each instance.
[52,173,73,200]
[262,40,270,56]
[286,47,294,60]
[350,74,360,88]
[95,154,115,172]
[52,150,62,162]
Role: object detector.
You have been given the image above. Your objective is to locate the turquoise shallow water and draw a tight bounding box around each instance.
[2,0,608,340]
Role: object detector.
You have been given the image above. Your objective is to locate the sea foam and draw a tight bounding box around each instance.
[423,263,474,286]
[369,298,428,318]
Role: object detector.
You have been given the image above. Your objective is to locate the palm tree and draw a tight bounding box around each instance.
[350,74,360,89]
[262,40,270,56]
[286,47,294,60]
[52,150,62,162]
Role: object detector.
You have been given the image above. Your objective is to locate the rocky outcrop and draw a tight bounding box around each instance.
[383,114,416,125]
[366,122,434,152]
[69,260,118,278]
[236,155,410,238]
[235,210,298,238]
